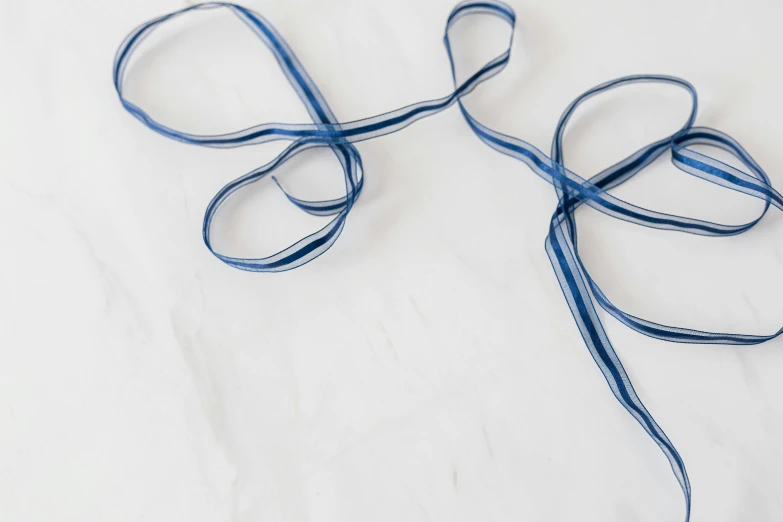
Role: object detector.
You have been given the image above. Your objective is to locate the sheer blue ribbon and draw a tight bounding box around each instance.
[114,1,783,519]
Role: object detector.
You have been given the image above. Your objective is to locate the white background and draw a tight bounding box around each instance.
[2,0,783,521]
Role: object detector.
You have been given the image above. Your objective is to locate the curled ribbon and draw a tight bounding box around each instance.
[114,1,783,519]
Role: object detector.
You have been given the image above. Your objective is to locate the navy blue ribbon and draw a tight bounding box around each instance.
[114,2,783,519]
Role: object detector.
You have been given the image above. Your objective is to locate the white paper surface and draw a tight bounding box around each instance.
[2,1,783,521]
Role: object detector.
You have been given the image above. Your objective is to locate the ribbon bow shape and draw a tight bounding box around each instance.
[114,2,783,519]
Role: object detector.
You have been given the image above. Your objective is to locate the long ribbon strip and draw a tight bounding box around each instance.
[113,2,783,519]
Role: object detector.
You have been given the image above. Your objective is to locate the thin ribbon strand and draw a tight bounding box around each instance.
[113,2,783,519]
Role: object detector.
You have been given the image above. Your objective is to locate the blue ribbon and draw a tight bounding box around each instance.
[114,1,783,519]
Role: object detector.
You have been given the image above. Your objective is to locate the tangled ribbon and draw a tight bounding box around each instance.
[114,2,783,519]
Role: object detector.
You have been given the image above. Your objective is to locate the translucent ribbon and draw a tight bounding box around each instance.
[114,1,783,519]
